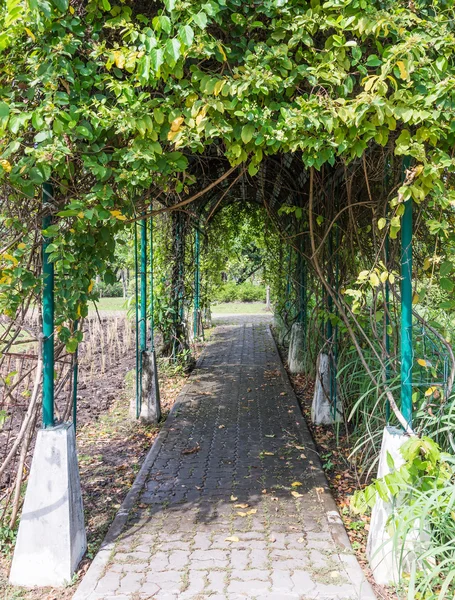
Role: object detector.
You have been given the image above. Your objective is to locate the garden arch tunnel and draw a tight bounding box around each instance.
[7,146,455,589]
[128,146,427,435]
[28,145,447,452]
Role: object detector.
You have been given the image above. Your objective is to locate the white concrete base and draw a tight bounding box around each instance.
[288,322,305,374]
[140,350,161,424]
[274,315,289,346]
[367,426,430,586]
[190,310,204,341]
[311,352,343,424]
[204,307,212,328]
[10,423,86,587]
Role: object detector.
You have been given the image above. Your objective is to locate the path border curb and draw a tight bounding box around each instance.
[267,324,377,599]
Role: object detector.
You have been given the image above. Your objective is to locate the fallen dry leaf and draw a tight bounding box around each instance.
[291,491,304,498]
[263,451,274,456]
[234,503,249,509]
[230,495,238,502]
[218,424,225,429]
[237,511,247,517]
[182,444,200,455]
[225,536,240,542]
[291,481,303,488]
[247,509,257,515]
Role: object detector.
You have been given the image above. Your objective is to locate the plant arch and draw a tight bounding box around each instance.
[1,0,455,430]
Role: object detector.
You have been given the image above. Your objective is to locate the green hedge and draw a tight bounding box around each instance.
[95,281,124,297]
[213,282,265,303]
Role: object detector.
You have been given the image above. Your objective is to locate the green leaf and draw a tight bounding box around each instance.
[231,13,246,25]
[138,55,150,84]
[163,0,175,10]
[0,102,10,118]
[241,124,255,144]
[440,261,453,277]
[179,24,194,47]
[150,48,164,74]
[440,277,454,292]
[8,115,21,134]
[65,338,79,353]
[193,11,207,29]
[51,0,68,11]
[57,209,80,217]
[248,162,259,176]
[366,55,381,67]
[386,451,395,471]
[165,38,181,63]
[35,130,51,143]
[159,15,171,34]
[154,108,165,124]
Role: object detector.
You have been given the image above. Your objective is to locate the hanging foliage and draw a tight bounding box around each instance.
[1,0,455,327]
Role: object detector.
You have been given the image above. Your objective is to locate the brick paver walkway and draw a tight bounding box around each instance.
[74,323,375,600]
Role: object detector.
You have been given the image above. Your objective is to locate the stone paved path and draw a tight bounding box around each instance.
[74,323,375,600]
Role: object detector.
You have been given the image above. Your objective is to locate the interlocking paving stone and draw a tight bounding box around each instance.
[74,323,375,600]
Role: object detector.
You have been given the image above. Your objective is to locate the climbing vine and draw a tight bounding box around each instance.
[2,0,455,327]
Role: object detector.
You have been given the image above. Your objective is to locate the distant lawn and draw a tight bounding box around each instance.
[88,298,269,315]
[89,297,128,313]
[211,302,269,315]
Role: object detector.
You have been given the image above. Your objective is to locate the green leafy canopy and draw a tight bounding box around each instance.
[1,0,455,323]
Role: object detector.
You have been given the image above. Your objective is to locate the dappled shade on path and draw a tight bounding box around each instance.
[75,323,374,600]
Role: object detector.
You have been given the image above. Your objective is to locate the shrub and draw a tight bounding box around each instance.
[95,281,124,297]
[212,282,265,303]
[236,282,265,302]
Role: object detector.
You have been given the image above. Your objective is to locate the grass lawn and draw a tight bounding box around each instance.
[211,301,269,315]
[89,297,128,313]
[88,298,269,315]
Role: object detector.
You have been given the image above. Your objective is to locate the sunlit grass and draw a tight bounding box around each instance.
[211,301,269,315]
[88,297,127,313]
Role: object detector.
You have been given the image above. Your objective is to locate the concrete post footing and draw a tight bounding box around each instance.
[139,350,161,424]
[274,315,289,346]
[367,426,430,585]
[311,352,343,424]
[288,322,305,374]
[10,422,86,588]
[190,309,204,341]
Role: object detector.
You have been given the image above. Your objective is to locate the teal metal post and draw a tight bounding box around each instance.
[140,217,147,353]
[285,248,291,314]
[194,229,200,339]
[72,320,79,429]
[134,222,140,418]
[333,223,339,419]
[150,213,155,351]
[42,183,54,428]
[385,164,391,423]
[327,227,333,343]
[296,241,305,323]
[401,157,413,428]
[178,218,184,323]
